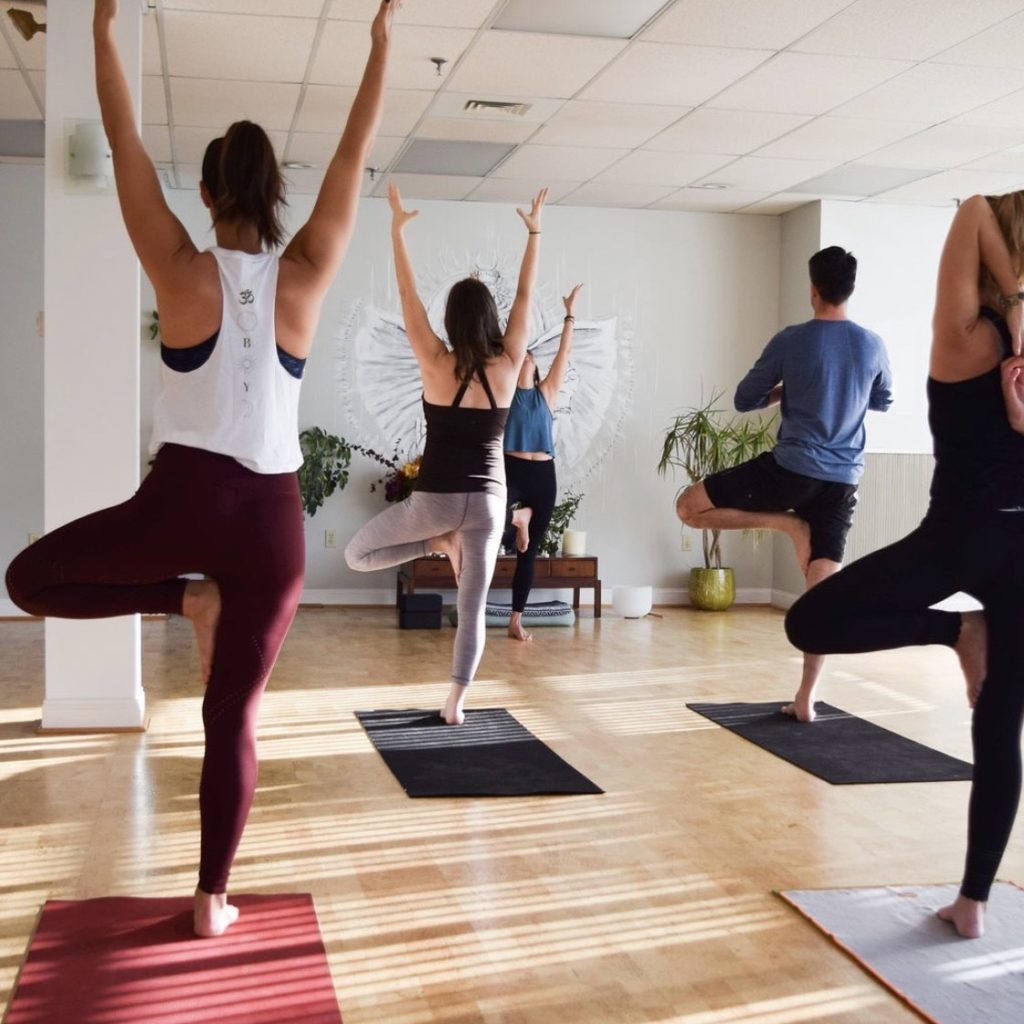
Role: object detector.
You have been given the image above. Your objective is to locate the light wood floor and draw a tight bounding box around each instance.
[1,605,1020,1023]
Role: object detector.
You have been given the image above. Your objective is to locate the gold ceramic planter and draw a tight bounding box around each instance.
[689,567,735,611]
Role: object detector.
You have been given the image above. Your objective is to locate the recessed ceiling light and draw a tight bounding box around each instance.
[690,183,728,190]
[282,161,313,170]
[464,100,532,118]
[494,0,672,39]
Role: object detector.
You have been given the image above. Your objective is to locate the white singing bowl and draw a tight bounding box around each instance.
[613,585,652,619]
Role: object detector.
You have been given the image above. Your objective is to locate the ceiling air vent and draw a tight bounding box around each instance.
[463,100,532,118]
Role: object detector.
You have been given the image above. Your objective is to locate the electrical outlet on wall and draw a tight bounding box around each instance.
[324,529,337,549]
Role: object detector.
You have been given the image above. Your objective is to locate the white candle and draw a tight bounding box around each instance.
[562,529,586,556]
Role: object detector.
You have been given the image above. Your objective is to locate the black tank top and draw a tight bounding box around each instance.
[928,306,1024,513]
[415,367,510,497]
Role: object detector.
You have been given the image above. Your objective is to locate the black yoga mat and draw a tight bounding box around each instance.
[355,708,603,797]
[686,701,972,785]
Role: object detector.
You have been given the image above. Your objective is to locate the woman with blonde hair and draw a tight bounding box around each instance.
[786,191,1024,938]
[346,184,548,724]
[6,0,397,937]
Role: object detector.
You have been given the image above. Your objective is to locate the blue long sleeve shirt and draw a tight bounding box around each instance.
[735,318,893,485]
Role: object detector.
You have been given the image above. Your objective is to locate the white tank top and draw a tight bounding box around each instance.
[149,247,303,474]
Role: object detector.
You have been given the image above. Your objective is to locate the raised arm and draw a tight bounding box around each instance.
[504,188,549,366]
[388,184,445,365]
[283,0,395,289]
[93,0,195,284]
[539,283,583,408]
[933,195,1023,366]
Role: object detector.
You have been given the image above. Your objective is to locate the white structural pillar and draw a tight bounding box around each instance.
[42,0,145,730]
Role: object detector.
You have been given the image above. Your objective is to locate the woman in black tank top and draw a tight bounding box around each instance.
[786,193,1024,940]
[346,184,547,726]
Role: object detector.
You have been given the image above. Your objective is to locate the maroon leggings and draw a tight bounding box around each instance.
[5,443,305,894]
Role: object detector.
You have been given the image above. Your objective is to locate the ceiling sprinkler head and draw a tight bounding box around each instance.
[430,57,448,77]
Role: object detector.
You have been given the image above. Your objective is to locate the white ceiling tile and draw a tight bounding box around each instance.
[27,69,43,105]
[875,168,1024,204]
[495,0,671,39]
[174,125,287,164]
[492,144,628,181]
[280,165,329,195]
[311,22,474,91]
[559,182,676,208]
[954,89,1024,130]
[142,124,173,164]
[0,71,41,119]
[448,30,627,99]
[5,18,45,71]
[835,63,1024,123]
[756,116,928,163]
[596,150,732,187]
[171,163,202,189]
[143,11,162,77]
[645,0,849,50]
[966,149,1024,175]
[378,173,484,200]
[939,11,1024,69]
[531,101,689,149]
[696,155,837,192]
[170,79,302,131]
[163,12,318,82]
[793,0,1024,61]
[329,0,497,28]
[712,52,911,116]
[790,164,932,197]
[866,124,1019,171]
[652,187,775,213]
[743,193,815,215]
[0,29,16,69]
[646,108,809,156]
[285,133,404,170]
[296,86,432,136]
[163,0,323,14]
[582,42,771,107]
[143,76,168,126]
[417,116,538,145]
[466,178,581,203]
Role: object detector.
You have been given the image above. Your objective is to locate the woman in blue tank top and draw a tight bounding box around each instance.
[786,192,1024,939]
[502,285,583,640]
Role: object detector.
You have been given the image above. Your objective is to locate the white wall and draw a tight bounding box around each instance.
[0,165,44,616]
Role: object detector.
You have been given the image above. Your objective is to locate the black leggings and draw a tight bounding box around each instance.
[5,443,305,894]
[785,510,1024,901]
[502,456,557,612]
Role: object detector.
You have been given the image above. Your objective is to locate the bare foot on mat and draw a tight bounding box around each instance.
[193,888,240,938]
[781,697,816,723]
[938,895,985,939]
[441,683,467,726]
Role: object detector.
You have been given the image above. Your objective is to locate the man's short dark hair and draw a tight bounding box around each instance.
[808,246,857,305]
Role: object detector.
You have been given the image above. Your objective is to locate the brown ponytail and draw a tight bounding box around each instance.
[200,121,286,250]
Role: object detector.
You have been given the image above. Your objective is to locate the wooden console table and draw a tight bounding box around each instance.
[397,554,602,618]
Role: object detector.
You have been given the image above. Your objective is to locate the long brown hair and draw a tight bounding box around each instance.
[444,278,505,381]
[201,121,286,249]
[983,190,1024,296]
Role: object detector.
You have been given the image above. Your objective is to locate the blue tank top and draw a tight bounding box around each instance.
[504,387,554,456]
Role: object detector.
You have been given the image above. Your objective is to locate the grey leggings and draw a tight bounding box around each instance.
[345,490,505,685]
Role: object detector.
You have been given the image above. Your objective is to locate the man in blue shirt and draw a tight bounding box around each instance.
[677,246,893,722]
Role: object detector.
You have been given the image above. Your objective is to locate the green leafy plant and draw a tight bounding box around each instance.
[298,427,352,517]
[146,310,160,342]
[657,393,776,569]
[539,490,584,557]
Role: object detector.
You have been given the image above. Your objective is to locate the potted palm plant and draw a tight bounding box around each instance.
[657,394,776,610]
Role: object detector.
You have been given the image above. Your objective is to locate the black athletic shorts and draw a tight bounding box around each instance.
[702,451,858,564]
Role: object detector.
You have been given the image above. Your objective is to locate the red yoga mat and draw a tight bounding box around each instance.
[5,894,342,1024]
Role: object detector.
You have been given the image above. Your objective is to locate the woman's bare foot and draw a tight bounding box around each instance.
[508,611,533,641]
[781,696,816,723]
[938,894,985,938]
[182,580,221,683]
[441,682,467,725]
[510,506,533,553]
[955,611,987,708]
[428,531,463,582]
[193,887,240,938]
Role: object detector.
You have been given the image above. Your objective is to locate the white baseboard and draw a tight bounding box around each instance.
[40,695,147,731]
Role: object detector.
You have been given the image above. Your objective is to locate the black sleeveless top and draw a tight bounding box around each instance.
[928,306,1024,514]
[416,367,510,497]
